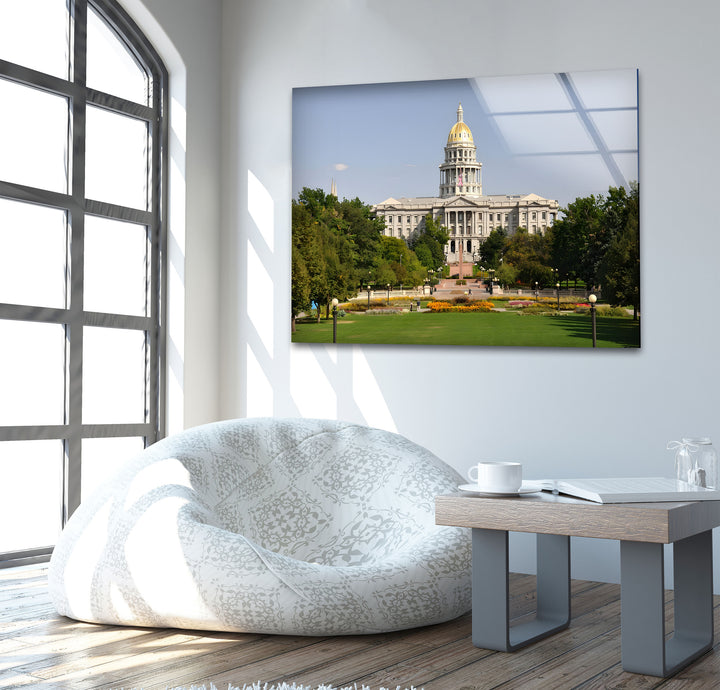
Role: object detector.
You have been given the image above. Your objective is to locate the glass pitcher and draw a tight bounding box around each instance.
[682,437,718,489]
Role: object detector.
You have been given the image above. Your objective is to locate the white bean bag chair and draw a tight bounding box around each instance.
[49,418,471,635]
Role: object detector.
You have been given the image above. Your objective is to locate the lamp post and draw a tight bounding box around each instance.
[489,269,495,296]
[589,294,597,347]
[366,284,371,307]
[386,283,390,301]
[534,281,539,302]
[556,282,560,312]
[331,298,339,343]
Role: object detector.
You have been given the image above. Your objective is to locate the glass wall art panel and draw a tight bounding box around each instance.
[291,69,640,348]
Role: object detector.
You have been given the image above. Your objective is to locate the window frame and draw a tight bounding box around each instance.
[0,0,168,568]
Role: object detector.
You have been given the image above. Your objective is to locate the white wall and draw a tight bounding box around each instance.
[218,0,720,589]
[122,0,223,431]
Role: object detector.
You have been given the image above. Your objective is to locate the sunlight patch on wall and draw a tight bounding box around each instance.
[290,348,337,418]
[352,349,397,432]
[246,344,273,417]
[246,241,274,358]
[248,170,274,252]
[170,94,187,153]
[166,94,187,434]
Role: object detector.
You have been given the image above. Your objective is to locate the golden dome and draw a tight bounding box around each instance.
[447,102,474,144]
[448,121,473,144]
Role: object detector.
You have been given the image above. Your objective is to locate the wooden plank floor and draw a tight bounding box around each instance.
[1,565,719,689]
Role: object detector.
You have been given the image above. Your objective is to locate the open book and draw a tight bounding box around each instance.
[527,477,720,504]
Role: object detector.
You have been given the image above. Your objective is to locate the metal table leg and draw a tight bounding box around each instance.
[471,528,571,651]
[620,530,714,676]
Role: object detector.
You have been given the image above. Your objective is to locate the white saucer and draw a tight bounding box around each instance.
[458,483,541,497]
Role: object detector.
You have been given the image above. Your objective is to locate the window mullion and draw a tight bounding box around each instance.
[86,87,154,121]
[65,0,89,522]
[153,69,168,444]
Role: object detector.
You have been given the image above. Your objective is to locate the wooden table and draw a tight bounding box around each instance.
[435,491,720,677]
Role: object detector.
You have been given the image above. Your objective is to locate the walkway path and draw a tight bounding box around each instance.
[433,277,489,299]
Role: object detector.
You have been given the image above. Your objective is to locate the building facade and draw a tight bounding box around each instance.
[373,103,560,271]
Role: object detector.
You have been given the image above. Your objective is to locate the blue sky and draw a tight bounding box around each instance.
[292,69,639,210]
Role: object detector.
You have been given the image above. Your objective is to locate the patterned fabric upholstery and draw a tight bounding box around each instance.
[49,418,471,635]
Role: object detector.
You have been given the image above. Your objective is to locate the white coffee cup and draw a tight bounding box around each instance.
[467,461,522,493]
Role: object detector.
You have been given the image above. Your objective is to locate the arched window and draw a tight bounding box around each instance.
[0,0,168,567]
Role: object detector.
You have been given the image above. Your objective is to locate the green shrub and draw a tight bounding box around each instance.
[574,304,631,318]
[522,304,557,314]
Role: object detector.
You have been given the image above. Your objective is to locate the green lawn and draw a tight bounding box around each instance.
[292,311,640,348]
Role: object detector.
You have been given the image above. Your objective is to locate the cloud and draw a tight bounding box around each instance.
[334,163,349,171]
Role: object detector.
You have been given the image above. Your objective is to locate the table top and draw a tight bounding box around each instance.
[435,491,720,543]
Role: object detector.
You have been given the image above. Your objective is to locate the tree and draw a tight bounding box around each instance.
[496,262,518,287]
[551,195,604,287]
[551,182,640,309]
[379,235,425,287]
[600,182,640,317]
[374,261,396,288]
[314,223,354,319]
[297,187,336,215]
[409,214,449,270]
[292,189,355,322]
[291,201,324,324]
[291,247,310,333]
[336,196,385,281]
[292,187,456,324]
[413,242,434,270]
[503,228,552,286]
[479,228,507,269]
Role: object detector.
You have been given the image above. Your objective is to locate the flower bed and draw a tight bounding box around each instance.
[429,301,494,313]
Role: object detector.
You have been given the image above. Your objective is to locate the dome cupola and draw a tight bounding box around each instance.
[447,102,474,145]
[439,102,482,198]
